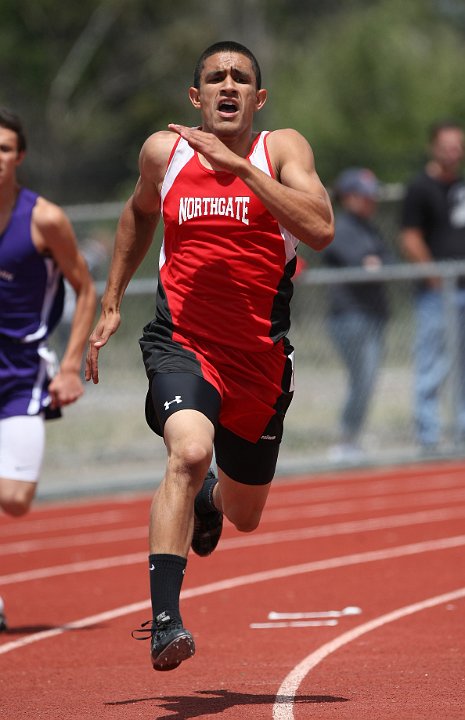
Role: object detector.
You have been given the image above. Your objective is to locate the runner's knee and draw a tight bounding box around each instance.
[227,507,262,533]
[169,440,213,489]
[0,485,34,517]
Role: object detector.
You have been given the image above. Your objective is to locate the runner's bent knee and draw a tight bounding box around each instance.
[0,479,36,517]
[217,474,270,533]
[164,409,214,488]
[1,497,31,517]
[0,416,44,517]
[169,441,212,479]
[166,436,213,497]
[229,511,262,533]
[223,497,265,532]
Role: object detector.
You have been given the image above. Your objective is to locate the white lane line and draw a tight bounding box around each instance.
[1,533,464,656]
[221,506,465,551]
[0,510,126,538]
[1,502,465,557]
[264,487,465,523]
[0,468,457,539]
[0,526,147,555]
[266,472,465,508]
[268,607,362,620]
[1,506,464,585]
[0,600,150,656]
[0,552,146,586]
[272,586,465,720]
[251,620,339,629]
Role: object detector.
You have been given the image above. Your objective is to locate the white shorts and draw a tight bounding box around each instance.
[0,415,45,482]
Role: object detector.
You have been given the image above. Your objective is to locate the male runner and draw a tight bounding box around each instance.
[0,107,96,629]
[87,41,334,670]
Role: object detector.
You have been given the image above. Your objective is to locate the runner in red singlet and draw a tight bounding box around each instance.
[86,41,334,671]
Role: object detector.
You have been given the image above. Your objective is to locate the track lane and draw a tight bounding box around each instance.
[0,462,464,718]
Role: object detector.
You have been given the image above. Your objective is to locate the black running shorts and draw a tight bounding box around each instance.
[140,323,294,485]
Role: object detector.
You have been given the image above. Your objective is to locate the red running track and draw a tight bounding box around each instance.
[1,461,464,719]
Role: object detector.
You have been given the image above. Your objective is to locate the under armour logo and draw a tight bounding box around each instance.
[164,395,182,410]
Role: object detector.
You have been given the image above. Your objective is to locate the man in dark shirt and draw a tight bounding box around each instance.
[400,120,465,452]
[323,168,393,461]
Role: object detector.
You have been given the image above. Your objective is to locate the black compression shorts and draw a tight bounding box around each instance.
[145,371,286,486]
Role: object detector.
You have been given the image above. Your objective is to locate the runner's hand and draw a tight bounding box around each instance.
[168,124,242,174]
[85,310,121,384]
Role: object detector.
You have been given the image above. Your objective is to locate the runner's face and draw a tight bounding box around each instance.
[191,51,266,138]
[0,127,23,186]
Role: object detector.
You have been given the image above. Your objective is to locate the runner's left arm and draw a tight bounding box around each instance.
[33,199,97,407]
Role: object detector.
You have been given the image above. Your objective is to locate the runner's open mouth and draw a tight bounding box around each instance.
[218,102,238,113]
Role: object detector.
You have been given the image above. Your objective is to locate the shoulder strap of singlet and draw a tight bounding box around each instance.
[249,131,274,178]
[14,187,39,215]
[161,137,195,204]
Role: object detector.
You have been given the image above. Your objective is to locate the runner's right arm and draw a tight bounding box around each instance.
[86,131,176,384]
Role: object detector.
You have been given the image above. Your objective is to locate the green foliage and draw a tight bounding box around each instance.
[1,0,464,200]
[268,0,465,184]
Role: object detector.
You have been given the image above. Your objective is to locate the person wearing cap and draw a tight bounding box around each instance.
[322,167,394,462]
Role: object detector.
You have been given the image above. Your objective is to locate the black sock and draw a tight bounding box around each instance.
[194,472,219,515]
[149,553,186,625]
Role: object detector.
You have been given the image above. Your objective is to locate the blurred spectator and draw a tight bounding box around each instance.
[323,168,394,462]
[400,119,465,453]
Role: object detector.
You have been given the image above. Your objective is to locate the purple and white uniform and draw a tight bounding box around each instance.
[0,187,64,421]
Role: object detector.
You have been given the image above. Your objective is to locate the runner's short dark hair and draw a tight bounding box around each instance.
[193,41,262,90]
[0,107,27,153]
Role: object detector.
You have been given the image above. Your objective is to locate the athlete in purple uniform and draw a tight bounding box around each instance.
[87,41,334,670]
[0,108,96,630]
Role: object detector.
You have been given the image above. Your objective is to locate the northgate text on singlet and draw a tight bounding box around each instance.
[178,196,250,225]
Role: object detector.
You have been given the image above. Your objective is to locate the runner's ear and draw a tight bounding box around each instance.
[189,87,201,110]
[255,88,267,112]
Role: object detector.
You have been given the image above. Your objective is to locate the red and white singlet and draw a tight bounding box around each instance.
[158,131,299,352]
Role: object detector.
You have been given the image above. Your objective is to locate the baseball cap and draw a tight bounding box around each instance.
[334,168,380,199]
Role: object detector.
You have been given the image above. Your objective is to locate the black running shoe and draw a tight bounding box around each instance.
[191,470,223,557]
[192,507,223,556]
[132,614,195,671]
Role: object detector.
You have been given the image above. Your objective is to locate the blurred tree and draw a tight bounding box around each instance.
[268,0,465,185]
[1,0,274,201]
[1,0,464,201]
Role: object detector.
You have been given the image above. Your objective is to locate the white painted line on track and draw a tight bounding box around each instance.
[266,472,465,507]
[1,533,464,656]
[0,552,146,586]
[250,620,338,629]
[0,510,126,537]
[0,525,147,555]
[1,506,464,585]
[272,586,465,720]
[222,505,465,551]
[1,503,464,558]
[0,600,151,656]
[268,607,362,620]
[264,487,465,523]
